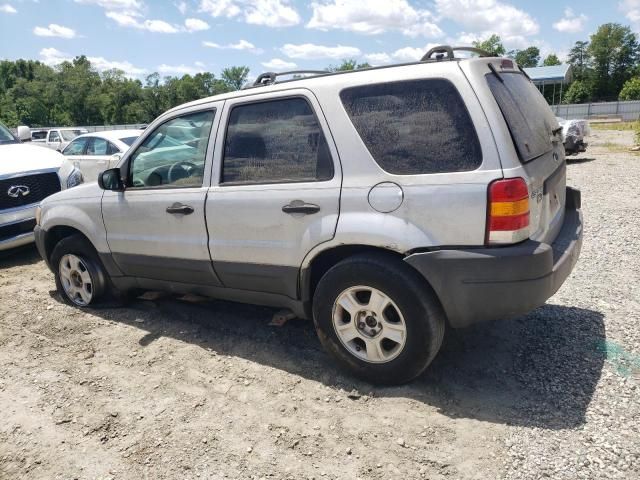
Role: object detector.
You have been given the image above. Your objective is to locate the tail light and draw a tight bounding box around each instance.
[486,177,530,245]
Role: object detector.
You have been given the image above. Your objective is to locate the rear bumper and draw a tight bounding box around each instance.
[405,187,583,328]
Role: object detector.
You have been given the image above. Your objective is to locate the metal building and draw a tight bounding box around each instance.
[523,64,573,105]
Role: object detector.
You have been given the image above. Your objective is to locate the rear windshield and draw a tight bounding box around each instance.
[120,136,139,147]
[486,71,559,163]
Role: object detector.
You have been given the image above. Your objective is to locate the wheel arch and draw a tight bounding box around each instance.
[300,244,448,325]
[43,225,94,264]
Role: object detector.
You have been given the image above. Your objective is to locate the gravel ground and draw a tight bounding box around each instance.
[0,129,638,480]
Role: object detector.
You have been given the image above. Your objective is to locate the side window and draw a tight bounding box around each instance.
[128,110,215,188]
[222,97,334,184]
[62,138,88,156]
[49,131,60,142]
[86,137,109,156]
[340,79,482,175]
[107,142,120,155]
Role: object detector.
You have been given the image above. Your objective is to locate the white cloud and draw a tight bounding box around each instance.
[202,39,263,54]
[0,4,17,14]
[39,47,147,76]
[74,0,144,16]
[281,43,361,60]
[436,0,539,46]
[619,0,640,29]
[185,17,210,32]
[175,0,187,14]
[144,19,179,33]
[106,11,180,33]
[33,24,78,39]
[308,0,442,38]
[199,0,300,27]
[553,8,587,33]
[261,58,297,70]
[157,63,206,75]
[364,52,391,65]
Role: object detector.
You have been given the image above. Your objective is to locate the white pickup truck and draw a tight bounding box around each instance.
[0,121,63,251]
[31,128,88,152]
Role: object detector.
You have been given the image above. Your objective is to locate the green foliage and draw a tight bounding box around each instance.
[563,80,592,104]
[473,35,506,56]
[588,23,639,100]
[221,66,250,91]
[326,59,371,72]
[0,57,245,127]
[619,77,640,100]
[543,54,562,66]
[509,47,540,68]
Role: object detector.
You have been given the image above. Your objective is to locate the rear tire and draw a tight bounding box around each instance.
[313,253,445,385]
[51,234,108,307]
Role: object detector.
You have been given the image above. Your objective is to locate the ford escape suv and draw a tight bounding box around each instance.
[34,47,583,384]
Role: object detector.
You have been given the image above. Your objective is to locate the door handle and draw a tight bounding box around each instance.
[166,203,194,215]
[282,201,321,215]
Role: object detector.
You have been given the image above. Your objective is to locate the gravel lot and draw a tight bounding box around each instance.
[1,129,638,480]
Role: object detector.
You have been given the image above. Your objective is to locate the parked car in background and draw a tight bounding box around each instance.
[30,129,49,143]
[34,48,583,384]
[557,117,590,155]
[58,130,143,189]
[0,120,63,251]
[40,128,89,152]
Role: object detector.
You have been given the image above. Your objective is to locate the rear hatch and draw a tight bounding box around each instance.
[482,60,567,244]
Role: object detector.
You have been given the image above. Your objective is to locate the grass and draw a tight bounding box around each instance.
[590,121,637,131]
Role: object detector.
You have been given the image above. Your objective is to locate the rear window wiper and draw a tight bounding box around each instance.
[488,63,504,83]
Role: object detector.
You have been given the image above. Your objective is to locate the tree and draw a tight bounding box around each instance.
[473,34,506,56]
[543,54,562,66]
[563,80,592,104]
[619,77,640,100]
[567,41,591,81]
[326,59,371,72]
[510,47,540,67]
[588,23,639,100]
[221,66,249,91]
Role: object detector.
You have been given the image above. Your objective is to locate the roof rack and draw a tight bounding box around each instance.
[421,45,493,61]
[245,45,494,89]
[248,70,328,88]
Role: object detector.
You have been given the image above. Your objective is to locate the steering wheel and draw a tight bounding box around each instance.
[168,161,196,183]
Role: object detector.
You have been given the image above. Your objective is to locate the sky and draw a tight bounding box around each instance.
[0,0,638,81]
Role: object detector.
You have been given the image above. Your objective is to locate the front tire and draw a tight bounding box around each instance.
[313,253,445,385]
[51,235,107,307]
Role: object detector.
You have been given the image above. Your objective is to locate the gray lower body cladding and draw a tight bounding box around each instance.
[404,187,583,328]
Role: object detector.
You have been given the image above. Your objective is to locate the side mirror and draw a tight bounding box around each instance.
[17,126,31,142]
[98,168,125,192]
[111,153,122,163]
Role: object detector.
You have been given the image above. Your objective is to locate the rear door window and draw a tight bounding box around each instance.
[86,137,109,156]
[222,97,334,184]
[340,79,482,175]
[486,71,559,163]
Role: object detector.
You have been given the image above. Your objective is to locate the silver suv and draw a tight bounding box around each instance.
[34,47,583,384]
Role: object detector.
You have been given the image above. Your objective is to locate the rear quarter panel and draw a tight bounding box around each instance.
[302,61,502,261]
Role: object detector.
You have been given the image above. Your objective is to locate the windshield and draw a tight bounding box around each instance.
[0,121,18,145]
[486,71,559,163]
[120,136,139,147]
[60,129,85,141]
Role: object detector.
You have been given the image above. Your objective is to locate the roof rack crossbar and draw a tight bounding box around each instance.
[420,45,493,62]
[252,70,328,87]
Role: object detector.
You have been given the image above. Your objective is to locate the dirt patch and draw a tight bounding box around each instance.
[0,130,638,479]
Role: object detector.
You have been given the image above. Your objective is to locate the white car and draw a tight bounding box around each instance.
[0,121,63,251]
[58,130,143,189]
[39,128,89,152]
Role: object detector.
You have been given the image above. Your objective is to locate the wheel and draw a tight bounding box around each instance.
[313,253,445,385]
[51,234,108,307]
